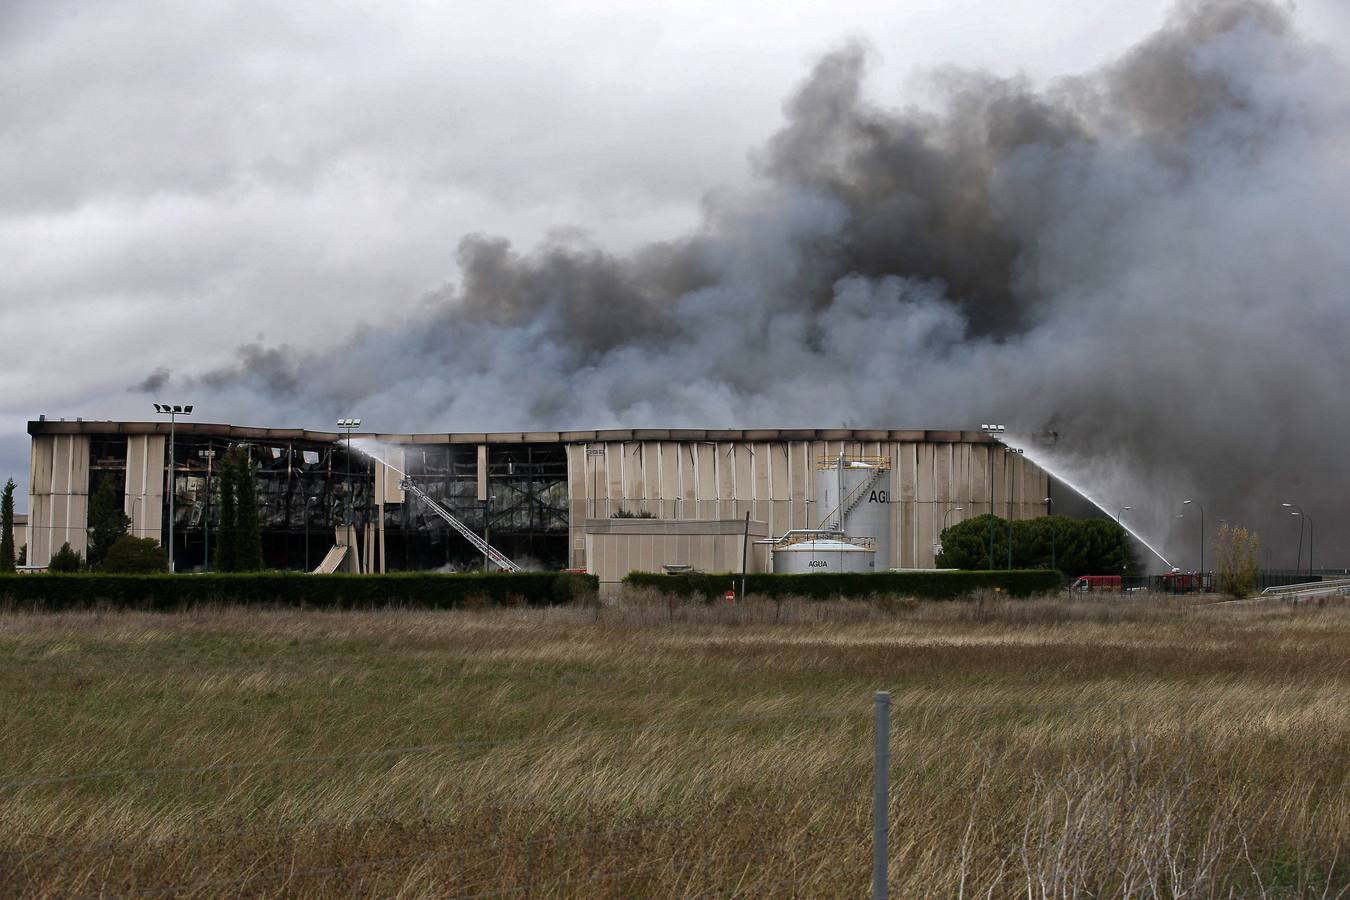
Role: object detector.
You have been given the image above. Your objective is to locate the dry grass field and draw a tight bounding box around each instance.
[1,593,1348,898]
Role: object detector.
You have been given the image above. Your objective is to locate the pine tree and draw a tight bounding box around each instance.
[215,448,238,573]
[86,476,130,568]
[0,478,16,574]
[234,451,264,571]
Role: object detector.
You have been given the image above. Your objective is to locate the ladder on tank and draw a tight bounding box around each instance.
[398,477,522,572]
[818,458,889,531]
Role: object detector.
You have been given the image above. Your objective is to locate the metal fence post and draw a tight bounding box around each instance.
[873,690,890,900]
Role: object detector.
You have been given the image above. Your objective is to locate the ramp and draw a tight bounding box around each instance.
[311,544,348,574]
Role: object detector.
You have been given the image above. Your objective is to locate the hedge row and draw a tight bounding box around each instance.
[623,570,1062,601]
[0,572,598,611]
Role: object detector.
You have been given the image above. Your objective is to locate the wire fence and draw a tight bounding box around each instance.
[4,697,1343,898]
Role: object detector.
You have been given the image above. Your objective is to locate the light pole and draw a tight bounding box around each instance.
[1282,503,1312,579]
[1115,506,1132,575]
[943,506,964,532]
[153,403,193,573]
[1044,497,1055,571]
[980,425,1005,569]
[198,449,215,572]
[337,418,361,531]
[1182,499,1204,574]
[1002,445,1022,570]
[586,448,605,518]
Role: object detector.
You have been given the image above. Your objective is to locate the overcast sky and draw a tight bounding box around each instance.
[2,0,1346,511]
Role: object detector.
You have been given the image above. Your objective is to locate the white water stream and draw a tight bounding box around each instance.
[1003,434,1175,570]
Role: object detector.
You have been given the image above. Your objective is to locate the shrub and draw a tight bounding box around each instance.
[623,570,1061,601]
[1213,521,1259,598]
[99,536,170,574]
[47,542,84,573]
[0,571,599,611]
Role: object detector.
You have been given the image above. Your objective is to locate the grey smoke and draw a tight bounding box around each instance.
[178,0,1350,567]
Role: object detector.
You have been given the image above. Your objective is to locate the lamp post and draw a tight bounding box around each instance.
[980,425,1005,569]
[198,449,215,572]
[1282,503,1312,579]
[586,448,605,518]
[337,418,361,530]
[1044,496,1055,571]
[153,403,193,573]
[1181,499,1204,574]
[1115,506,1132,574]
[943,506,964,532]
[1002,445,1022,570]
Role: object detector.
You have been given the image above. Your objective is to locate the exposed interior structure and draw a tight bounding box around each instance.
[25,419,1052,575]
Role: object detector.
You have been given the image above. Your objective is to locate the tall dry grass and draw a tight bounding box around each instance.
[0,595,1346,897]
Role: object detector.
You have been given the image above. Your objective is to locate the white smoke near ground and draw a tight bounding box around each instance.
[159,0,1350,570]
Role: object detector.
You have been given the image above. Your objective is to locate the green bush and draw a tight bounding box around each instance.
[99,536,169,574]
[623,570,1061,601]
[0,571,599,611]
[47,542,84,573]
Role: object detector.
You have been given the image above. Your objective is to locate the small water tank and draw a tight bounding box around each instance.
[815,454,892,568]
[772,539,876,574]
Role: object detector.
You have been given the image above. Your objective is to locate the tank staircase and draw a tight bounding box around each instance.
[818,463,888,531]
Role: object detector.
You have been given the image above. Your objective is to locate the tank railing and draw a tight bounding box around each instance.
[756,529,877,550]
[817,466,886,531]
[756,528,844,547]
[813,455,891,470]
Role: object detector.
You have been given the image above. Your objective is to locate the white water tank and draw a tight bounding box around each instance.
[815,455,892,569]
[772,539,876,574]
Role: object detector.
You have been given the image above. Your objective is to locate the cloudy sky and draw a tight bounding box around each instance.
[3,0,1347,524]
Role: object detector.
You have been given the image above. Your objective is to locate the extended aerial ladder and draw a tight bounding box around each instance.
[398,477,521,572]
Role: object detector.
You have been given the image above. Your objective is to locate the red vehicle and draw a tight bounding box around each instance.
[1158,571,1213,593]
[1069,575,1122,593]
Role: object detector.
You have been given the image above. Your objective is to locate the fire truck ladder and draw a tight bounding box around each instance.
[398,477,521,572]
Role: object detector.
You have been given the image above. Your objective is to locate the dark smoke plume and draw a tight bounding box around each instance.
[172,0,1350,569]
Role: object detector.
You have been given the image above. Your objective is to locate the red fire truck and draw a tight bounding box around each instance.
[1068,575,1122,593]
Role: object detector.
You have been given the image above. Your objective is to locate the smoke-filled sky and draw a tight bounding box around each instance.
[4,0,1348,568]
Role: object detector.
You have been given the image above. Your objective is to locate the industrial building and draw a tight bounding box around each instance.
[24,419,1052,581]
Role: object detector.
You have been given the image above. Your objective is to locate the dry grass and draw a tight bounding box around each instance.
[0,594,1347,897]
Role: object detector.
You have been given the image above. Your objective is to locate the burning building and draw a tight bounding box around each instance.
[24,418,1052,579]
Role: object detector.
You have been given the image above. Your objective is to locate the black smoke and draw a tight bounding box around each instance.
[164,0,1350,569]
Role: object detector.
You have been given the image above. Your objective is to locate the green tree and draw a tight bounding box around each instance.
[86,475,130,568]
[215,448,239,573]
[100,535,170,573]
[233,451,264,571]
[215,446,263,572]
[48,542,83,573]
[0,478,16,574]
[936,514,1138,576]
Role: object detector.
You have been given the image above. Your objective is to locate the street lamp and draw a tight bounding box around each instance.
[337,418,361,530]
[1282,503,1313,579]
[198,449,216,572]
[1115,506,1132,574]
[153,403,193,573]
[943,506,964,531]
[1182,499,1204,575]
[980,425,1006,569]
[586,448,606,518]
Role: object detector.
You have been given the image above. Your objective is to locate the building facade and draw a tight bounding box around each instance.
[25,419,1051,574]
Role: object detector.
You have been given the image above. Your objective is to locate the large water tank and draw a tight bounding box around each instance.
[772,539,876,574]
[815,454,892,569]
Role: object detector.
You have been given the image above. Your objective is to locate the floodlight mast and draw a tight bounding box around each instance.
[153,403,192,572]
[398,476,521,572]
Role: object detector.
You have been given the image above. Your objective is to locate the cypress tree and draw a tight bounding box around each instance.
[234,450,264,571]
[87,476,130,569]
[0,478,15,573]
[215,449,238,573]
